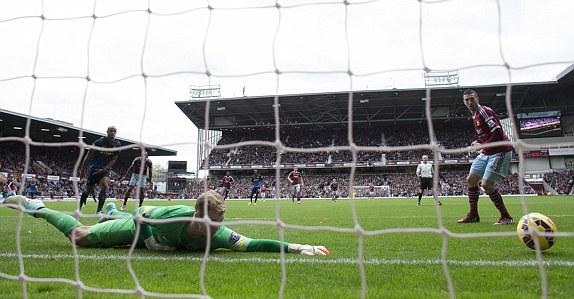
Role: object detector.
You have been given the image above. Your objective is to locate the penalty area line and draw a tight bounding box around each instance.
[0,253,573,267]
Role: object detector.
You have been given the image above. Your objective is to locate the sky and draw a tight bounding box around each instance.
[0,0,573,173]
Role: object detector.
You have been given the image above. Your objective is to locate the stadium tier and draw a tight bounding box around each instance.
[544,170,574,195]
[0,110,176,199]
[179,171,537,200]
[171,78,574,202]
[204,122,477,168]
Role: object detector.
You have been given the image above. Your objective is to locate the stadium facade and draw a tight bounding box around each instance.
[175,65,574,198]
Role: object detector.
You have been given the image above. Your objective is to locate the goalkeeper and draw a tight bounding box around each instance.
[3,190,329,256]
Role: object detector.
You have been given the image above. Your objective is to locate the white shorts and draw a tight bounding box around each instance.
[470,151,512,182]
[129,174,147,187]
[290,184,301,193]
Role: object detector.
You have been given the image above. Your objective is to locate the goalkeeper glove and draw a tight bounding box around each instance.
[144,237,175,251]
[288,244,330,256]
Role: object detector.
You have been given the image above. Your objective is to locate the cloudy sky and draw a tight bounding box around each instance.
[0,0,573,172]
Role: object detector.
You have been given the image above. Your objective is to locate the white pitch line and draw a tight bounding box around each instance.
[0,253,573,267]
[4,214,574,219]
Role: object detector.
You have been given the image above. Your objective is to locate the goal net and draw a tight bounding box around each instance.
[1,1,573,298]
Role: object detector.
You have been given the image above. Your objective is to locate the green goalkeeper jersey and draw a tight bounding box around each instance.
[87,214,146,248]
[137,205,203,250]
[93,205,288,252]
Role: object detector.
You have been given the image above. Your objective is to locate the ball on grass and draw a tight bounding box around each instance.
[517,212,557,251]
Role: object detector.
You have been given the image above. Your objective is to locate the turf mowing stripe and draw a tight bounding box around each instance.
[0,253,572,267]
[3,214,574,219]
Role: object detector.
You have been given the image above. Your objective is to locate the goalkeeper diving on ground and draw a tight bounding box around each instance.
[3,190,330,256]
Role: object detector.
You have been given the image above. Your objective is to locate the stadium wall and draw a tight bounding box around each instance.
[520,157,571,172]
[522,136,574,145]
[549,156,567,170]
[523,158,551,172]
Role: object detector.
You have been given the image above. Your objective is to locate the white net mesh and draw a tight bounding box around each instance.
[1,0,573,298]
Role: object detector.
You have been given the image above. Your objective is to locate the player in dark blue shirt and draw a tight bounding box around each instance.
[249,171,264,205]
[79,126,121,217]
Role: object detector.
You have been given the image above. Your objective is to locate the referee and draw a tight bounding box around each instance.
[416,155,441,206]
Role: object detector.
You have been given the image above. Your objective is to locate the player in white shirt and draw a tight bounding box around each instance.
[416,155,441,206]
[381,184,391,198]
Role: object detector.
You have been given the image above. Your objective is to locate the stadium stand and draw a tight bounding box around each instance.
[0,109,176,199]
[2,80,573,199]
[174,81,574,199]
[175,171,536,200]
[206,122,476,166]
[544,169,574,195]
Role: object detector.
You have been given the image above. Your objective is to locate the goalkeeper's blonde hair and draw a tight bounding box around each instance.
[195,190,225,222]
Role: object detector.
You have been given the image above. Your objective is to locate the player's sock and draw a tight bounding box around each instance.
[468,186,479,216]
[487,189,511,218]
[417,192,422,203]
[123,193,129,208]
[38,208,82,236]
[79,192,89,208]
[96,186,107,213]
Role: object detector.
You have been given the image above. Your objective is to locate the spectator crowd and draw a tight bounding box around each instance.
[175,171,537,200]
[544,169,574,195]
[0,142,131,199]
[206,122,477,167]
[3,123,573,199]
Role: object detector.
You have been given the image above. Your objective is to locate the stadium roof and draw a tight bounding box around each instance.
[556,63,574,86]
[176,78,572,130]
[0,108,177,157]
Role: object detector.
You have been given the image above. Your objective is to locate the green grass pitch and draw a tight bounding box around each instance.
[1,196,573,298]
